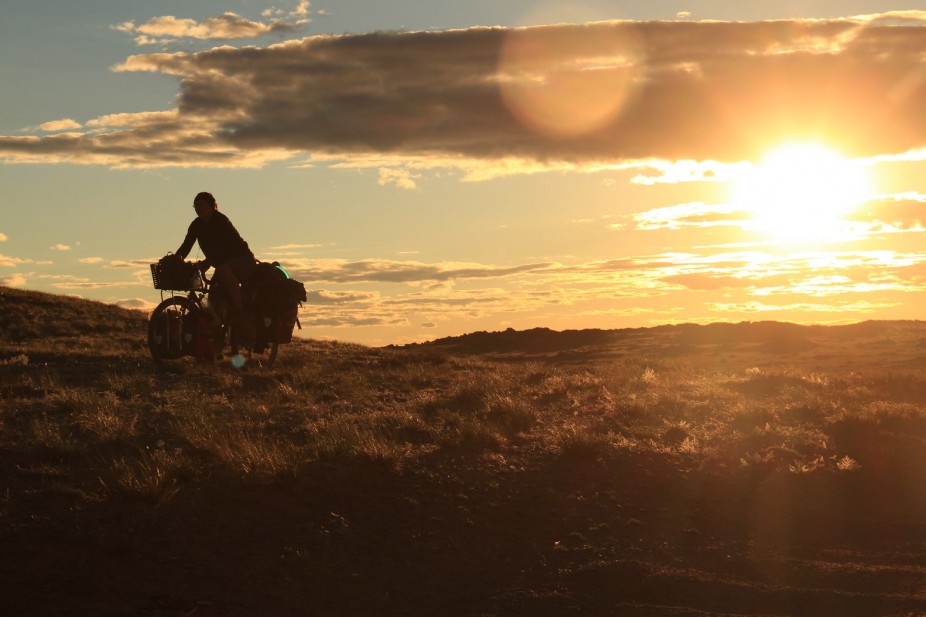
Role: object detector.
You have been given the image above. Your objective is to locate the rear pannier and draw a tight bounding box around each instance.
[246,261,306,343]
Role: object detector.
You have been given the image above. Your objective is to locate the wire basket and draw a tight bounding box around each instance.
[150,259,202,291]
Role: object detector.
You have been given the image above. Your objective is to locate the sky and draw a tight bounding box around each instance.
[2,1,926,346]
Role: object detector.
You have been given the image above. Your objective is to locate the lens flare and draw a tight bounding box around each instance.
[498,25,644,138]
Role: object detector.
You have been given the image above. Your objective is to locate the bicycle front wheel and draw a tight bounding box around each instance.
[148,296,195,363]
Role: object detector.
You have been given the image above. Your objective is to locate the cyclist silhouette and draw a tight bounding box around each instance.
[176,192,256,326]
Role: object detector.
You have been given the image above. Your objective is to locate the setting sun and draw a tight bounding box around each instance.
[732,143,872,244]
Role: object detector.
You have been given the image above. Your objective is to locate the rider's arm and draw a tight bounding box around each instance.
[176,220,197,258]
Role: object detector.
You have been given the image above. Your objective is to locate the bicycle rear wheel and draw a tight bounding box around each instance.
[231,336,279,368]
[148,296,194,363]
[228,315,279,368]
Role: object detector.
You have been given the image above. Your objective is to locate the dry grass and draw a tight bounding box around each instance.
[3,286,926,616]
[5,336,925,499]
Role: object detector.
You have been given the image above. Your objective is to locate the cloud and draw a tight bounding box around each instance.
[50,244,71,251]
[0,254,35,267]
[709,299,898,315]
[852,10,926,25]
[378,168,420,190]
[292,1,311,18]
[113,10,308,46]
[0,233,7,242]
[28,119,82,133]
[630,160,748,185]
[79,257,105,264]
[844,192,926,233]
[269,243,325,250]
[305,289,378,304]
[633,201,751,230]
[3,16,926,172]
[661,273,754,291]
[302,314,410,328]
[0,274,26,287]
[104,259,160,269]
[113,297,156,311]
[52,281,142,290]
[286,258,553,283]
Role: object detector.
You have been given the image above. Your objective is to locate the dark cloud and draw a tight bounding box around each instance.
[2,17,926,169]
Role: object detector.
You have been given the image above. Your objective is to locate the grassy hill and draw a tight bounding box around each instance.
[2,286,926,616]
[404,320,926,370]
[1,285,147,341]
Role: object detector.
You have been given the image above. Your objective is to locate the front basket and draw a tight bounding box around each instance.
[151,261,201,291]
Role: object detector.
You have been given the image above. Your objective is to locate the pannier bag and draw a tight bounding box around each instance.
[257,306,299,345]
[151,253,202,291]
[181,308,215,359]
[274,306,299,344]
[248,262,306,309]
[247,261,306,343]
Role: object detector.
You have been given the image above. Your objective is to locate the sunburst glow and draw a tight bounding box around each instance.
[732,143,872,243]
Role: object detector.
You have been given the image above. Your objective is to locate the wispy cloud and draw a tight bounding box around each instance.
[708,299,899,316]
[0,233,7,242]
[112,5,310,46]
[0,254,39,267]
[250,246,926,334]
[27,119,82,133]
[632,202,750,231]
[3,16,925,174]
[285,258,554,284]
[0,274,26,287]
[306,289,379,305]
[113,297,156,311]
[104,259,161,269]
[52,280,146,290]
[50,244,71,251]
[268,243,325,251]
[378,168,420,190]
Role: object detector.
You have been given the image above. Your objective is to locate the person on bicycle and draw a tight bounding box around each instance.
[176,191,256,326]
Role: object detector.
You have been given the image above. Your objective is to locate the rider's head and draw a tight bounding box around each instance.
[193,192,217,221]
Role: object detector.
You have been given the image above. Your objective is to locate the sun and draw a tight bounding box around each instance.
[731,143,872,244]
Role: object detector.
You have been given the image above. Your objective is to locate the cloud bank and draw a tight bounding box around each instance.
[3,15,926,174]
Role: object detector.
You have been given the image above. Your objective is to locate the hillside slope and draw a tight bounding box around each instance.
[0,285,147,342]
[2,287,926,616]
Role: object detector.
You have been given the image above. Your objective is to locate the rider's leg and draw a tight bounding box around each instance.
[205,282,225,321]
[214,263,243,320]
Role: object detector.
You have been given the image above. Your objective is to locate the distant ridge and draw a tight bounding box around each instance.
[0,285,147,342]
[402,320,926,363]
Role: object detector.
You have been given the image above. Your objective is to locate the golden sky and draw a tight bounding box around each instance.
[2,4,926,344]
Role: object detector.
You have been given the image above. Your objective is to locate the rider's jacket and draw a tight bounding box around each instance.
[177,211,253,269]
